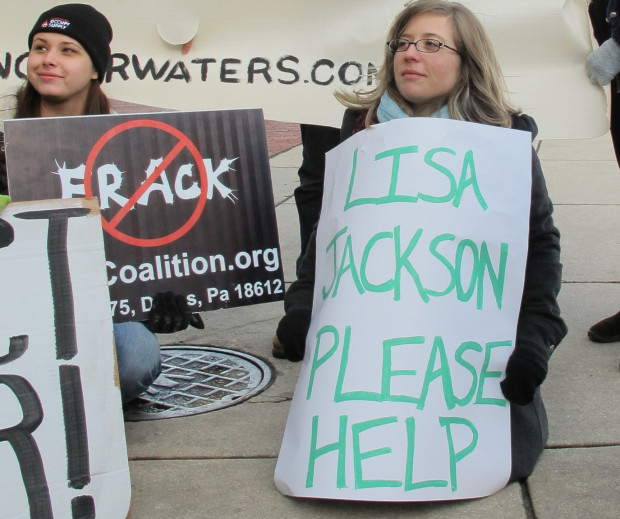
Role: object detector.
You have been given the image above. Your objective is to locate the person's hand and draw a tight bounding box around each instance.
[275,308,312,362]
[500,350,547,406]
[586,38,620,86]
[145,291,204,333]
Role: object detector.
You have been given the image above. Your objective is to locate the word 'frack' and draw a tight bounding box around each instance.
[54,156,237,208]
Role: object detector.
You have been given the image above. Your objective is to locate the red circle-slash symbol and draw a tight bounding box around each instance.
[84,119,208,247]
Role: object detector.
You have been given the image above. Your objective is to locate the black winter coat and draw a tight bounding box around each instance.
[284,109,568,481]
[589,0,620,163]
[589,0,620,45]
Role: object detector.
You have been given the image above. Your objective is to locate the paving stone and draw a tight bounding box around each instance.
[128,459,528,519]
[528,446,620,519]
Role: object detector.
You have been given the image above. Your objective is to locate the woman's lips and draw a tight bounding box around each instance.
[401,70,424,79]
[38,72,62,80]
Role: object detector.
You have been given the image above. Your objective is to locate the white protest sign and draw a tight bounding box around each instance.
[275,118,532,501]
[0,198,131,518]
[0,0,608,139]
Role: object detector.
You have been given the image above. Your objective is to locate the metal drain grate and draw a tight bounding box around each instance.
[123,345,274,421]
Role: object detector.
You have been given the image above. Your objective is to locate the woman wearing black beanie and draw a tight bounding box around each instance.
[17,3,113,118]
[0,4,204,403]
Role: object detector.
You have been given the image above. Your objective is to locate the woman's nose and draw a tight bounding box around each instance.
[403,43,422,60]
[42,50,57,65]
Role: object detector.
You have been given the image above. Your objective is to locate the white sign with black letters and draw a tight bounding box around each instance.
[0,198,130,518]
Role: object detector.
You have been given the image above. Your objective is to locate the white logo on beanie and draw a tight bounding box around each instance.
[43,17,71,30]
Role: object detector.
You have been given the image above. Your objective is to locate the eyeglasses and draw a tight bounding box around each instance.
[387,38,459,55]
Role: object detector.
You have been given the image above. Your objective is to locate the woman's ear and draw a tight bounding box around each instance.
[91,66,98,80]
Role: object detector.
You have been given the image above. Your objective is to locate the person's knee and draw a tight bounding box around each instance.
[118,365,160,403]
[117,350,161,403]
[113,322,162,403]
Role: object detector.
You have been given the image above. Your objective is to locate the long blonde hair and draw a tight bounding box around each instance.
[335,0,517,128]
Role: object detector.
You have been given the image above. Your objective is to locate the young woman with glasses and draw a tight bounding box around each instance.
[274,0,567,483]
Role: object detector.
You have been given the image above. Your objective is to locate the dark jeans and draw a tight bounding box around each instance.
[294,124,341,274]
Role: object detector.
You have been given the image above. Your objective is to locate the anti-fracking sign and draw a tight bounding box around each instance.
[274,118,532,501]
[4,109,284,322]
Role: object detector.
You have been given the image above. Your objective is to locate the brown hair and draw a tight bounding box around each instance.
[15,80,110,118]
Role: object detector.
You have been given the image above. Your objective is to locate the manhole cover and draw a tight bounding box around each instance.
[123,345,274,421]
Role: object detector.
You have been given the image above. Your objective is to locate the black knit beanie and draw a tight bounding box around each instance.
[28,4,113,83]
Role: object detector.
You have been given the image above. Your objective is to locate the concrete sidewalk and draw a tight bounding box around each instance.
[124,131,620,518]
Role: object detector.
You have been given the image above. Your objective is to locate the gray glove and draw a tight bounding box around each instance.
[586,38,620,86]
